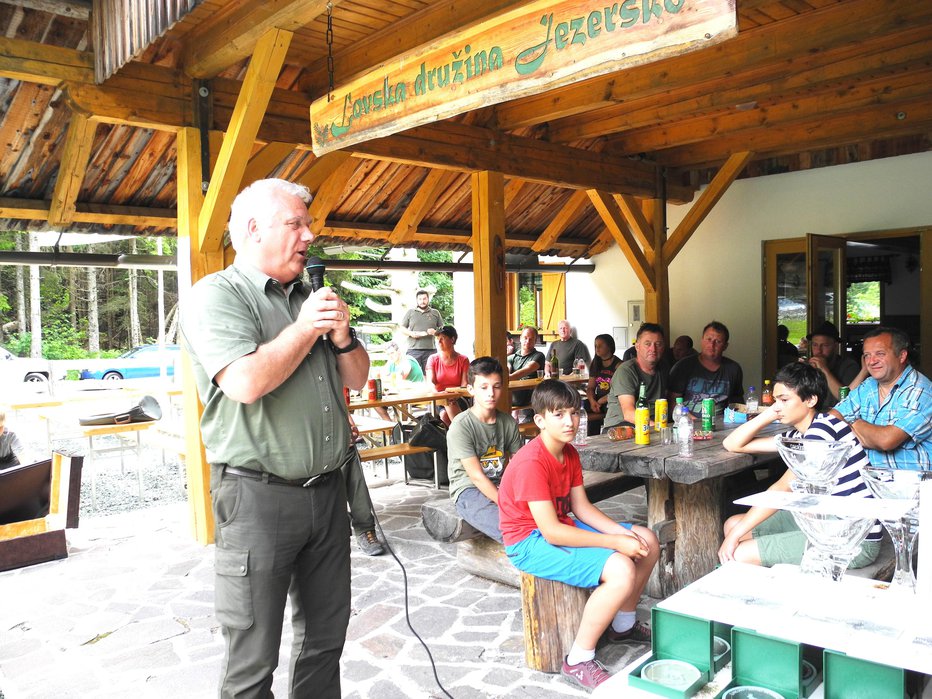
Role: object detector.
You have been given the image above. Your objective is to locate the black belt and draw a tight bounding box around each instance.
[221,465,338,488]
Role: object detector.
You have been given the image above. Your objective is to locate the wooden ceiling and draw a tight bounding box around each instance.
[1,0,930,258]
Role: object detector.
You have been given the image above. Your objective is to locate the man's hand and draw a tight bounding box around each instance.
[426,328,437,336]
[807,355,828,372]
[299,287,352,345]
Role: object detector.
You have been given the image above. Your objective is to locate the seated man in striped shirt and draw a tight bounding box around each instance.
[718,362,882,569]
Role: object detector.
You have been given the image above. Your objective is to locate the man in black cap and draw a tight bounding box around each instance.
[805,321,860,406]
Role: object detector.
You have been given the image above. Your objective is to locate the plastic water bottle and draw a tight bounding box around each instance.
[574,410,588,446]
[677,406,693,457]
[745,386,760,415]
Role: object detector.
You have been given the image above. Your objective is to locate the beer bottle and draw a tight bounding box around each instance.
[761,380,774,406]
[636,381,648,409]
[549,350,559,377]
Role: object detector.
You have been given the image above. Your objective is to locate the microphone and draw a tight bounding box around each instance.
[306,256,326,292]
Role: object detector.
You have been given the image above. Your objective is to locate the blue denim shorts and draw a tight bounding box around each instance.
[505,519,633,589]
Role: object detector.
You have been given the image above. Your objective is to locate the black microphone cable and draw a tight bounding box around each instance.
[362,452,456,699]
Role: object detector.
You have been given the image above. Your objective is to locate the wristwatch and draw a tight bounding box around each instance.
[332,327,360,354]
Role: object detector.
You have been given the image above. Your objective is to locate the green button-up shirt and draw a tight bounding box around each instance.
[182,263,351,479]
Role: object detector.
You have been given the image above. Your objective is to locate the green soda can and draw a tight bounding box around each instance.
[701,398,715,433]
[839,386,850,400]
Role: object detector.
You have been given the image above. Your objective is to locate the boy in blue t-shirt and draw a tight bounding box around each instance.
[498,380,658,692]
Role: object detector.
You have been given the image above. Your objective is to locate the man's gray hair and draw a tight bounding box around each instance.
[228,178,312,249]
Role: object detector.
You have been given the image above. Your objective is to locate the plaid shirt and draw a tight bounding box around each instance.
[835,365,932,470]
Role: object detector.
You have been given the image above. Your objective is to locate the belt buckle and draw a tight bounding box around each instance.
[302,474,323,488]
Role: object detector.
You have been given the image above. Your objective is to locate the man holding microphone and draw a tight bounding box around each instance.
[182,178,369,698]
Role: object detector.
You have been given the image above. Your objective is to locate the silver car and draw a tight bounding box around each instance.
[0,347,56,384]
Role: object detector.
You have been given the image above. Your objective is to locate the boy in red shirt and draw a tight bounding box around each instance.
[499,380,658,692]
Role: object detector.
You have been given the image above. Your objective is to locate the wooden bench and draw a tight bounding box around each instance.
[357,443,439,486]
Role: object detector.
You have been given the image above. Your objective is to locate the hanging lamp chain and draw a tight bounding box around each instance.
[326,2,335,103]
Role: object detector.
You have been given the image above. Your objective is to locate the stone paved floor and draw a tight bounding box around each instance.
[0,462,653,698]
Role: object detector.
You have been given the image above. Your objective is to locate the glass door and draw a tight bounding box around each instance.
[806,233,847,340]
[763,238,806,379]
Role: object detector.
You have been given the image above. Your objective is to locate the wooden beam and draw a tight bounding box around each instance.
[642,198,669,332]
[587,230,615,257]
[293,151,351,195]
[345,122,688,201]
[198,28,293,254]
[240,142,296,189]
[614,194,656,264]
[471,170,509,411]
[663,151,753,264]
[0,37,94,85]
[587,190,655,291]
[531,190,589,253]
[175,126,217,546]
[183,0,335,78]
[0,198,176,227]
[308,156,359,236]
[390,169,455,245]
[493,0,932,129]
[48,113,97,227]
[503,178,526,211]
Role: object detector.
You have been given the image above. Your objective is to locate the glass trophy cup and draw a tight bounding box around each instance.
[774,437,853,494]
[858,466,930,591]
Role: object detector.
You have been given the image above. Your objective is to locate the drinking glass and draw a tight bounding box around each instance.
[858,466,931,591]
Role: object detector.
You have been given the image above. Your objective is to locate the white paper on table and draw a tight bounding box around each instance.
[735,491,914,520]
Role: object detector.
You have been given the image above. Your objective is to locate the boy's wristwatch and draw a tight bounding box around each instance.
[332,328,359,354]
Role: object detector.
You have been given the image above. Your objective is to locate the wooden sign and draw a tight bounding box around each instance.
[310,0,736,155]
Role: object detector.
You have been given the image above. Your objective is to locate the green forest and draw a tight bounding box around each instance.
[0,232,453,359]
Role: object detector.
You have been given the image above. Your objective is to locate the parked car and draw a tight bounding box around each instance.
[0,347,56,384]
[79,344,181,380]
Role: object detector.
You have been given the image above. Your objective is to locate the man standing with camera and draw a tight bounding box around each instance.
[182,178,369,698]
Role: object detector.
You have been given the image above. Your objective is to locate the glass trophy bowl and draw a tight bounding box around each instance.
[774,436,853,493]
[858,466,930,591]
[790,508,874,581]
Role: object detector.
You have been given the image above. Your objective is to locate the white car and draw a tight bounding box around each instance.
[0,347,56,384]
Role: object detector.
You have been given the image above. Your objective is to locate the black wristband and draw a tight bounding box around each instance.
[332,328,359,354]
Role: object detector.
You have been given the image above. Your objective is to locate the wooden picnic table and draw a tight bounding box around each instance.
[347,386,468,421]
[578,419,785,596]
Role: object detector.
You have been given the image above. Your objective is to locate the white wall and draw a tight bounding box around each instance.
[577,151,932,389]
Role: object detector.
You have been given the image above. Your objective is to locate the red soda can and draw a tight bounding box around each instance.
[343,385,350,405]
[367,378,378,401]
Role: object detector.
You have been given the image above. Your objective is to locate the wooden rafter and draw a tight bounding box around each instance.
[345,123,690,201]
[308,156,359,236]
[531,190,589,253]
[614,195,655,265]
[0,37,94,85]
[240,142,296,189]
[183,0,337,79]
[587,190,655,291]
[48,112,97,227]
[198,28,293,254]
[663,151,754,264]
[551,28,932,143]
[295,151,352,195]
[0,198,176,227]
[390,169,455,245]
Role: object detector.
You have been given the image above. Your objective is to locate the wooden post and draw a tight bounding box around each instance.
[642,198,670,332]
[646,477,674,598]
[520,571,590,673]
[471,170,509,410]
[673,478,724,589]
[176,126,222,545]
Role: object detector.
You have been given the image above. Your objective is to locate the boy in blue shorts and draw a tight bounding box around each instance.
[498,380,659,692]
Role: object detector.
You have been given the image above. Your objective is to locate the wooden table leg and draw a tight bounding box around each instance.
[672,477,724,590]
[646,477,674,598]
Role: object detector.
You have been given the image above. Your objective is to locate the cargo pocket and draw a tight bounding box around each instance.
[214,547,254,630]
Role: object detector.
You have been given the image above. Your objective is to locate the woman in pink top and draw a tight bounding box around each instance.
[426,325,470,425]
